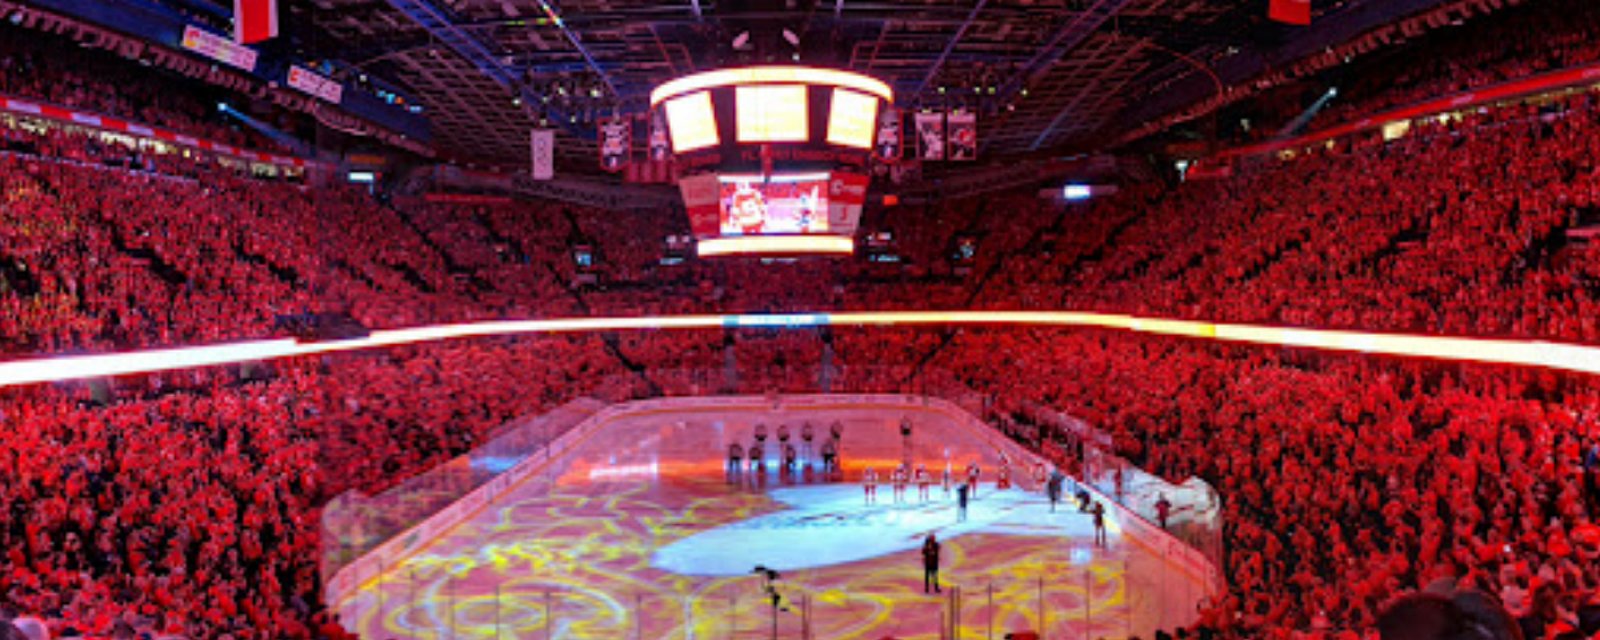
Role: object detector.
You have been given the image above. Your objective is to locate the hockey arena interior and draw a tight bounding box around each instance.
[5,0,1600,638]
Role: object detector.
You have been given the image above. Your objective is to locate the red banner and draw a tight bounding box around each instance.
[233,0,278,44]
[1269,0,1310,25]
[827,172,869,235]
[678,174,721,238]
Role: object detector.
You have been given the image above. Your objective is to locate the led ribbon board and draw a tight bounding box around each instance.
[6,311,1600,389]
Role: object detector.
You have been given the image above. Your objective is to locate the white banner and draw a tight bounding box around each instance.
[914,112,945,161]
[875,108,902,162]
[947,112,976,161]
[180,25,258,72]
[531,129,555,180]
[287,65,343,104]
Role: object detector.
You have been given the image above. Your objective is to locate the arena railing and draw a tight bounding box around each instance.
[321,365,1223,636]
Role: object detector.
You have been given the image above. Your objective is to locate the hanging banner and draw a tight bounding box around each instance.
[627,112,675,184]
[649,111,671,162]
[599,118,632,172]
[1269,0,1311,25]
[287,65,343,104]
[827,172,870,236]
[233,0,278,44]
[947,112,977,161]
[678,174,722,237]
[531,129,555,180]
[875,108,902,162]
[181,25,258,72]
[914,112,945,161]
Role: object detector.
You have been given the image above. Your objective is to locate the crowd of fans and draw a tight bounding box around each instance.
[1229,0,1600,143]
[9,4,1600,640]
[0,24,287,154]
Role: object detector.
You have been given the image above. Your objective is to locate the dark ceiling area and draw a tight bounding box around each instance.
[281,0,1414,167]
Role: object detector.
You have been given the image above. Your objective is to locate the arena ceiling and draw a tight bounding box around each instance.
[289,0,1431,167]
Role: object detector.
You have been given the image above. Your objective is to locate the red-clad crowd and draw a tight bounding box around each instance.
[1230,0,1600,145]
[934,328,1600,640]
[0,24,286,154]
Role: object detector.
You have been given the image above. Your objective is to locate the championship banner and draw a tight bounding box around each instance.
[875,108,902,162]
[827,172,869,236]
[530,129,555,180]
[233,0,278,44]
[287,65,343,104]
[678,174,721,237]
[649,111,671,162]
[947,112,977,161]
[914,112,945,161]
[599,118,631,172]
[626,113,674,183]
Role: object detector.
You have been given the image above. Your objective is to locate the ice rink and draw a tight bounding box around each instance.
[334,397,1207,639]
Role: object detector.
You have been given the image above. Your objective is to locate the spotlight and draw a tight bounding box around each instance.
[1327,87,1339,97]
[781,29,800,47]
[217,102,229,112]
[732,31,751,50]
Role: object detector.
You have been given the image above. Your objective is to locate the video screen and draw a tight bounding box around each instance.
[735,85,809,143]
[664,91,719,152]
[826,88,878,149]
[718,174,830,235]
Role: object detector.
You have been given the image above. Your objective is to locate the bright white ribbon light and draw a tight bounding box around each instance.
[4,311,1600,389]
[696,235,856,256]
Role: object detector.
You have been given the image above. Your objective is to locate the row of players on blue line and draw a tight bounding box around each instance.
[726,421,844,475]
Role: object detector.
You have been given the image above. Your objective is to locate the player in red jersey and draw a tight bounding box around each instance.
[1033,462,1048,490]
[916,465,931,501]
[966,462,981,499]
[997,461,1012,491]
[891,465,907,503]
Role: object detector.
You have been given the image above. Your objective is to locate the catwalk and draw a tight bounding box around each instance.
[334,398,1205,639]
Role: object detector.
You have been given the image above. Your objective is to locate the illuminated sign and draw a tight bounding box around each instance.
[180,25,258,71]
[826,88,878,149]
[696,235,855,256]
[735,85,809,143]
[664,91,719,152]
[288,65,344,104]
[10,311,1600,388]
